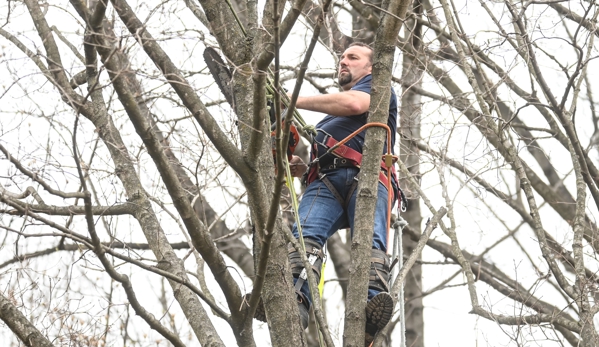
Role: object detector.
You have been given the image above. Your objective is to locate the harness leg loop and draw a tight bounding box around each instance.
[369,249,391,293]
[288,238,324,299]
[288,238,324,329]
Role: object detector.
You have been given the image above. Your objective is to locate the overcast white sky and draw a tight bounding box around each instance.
[1,1,598,346]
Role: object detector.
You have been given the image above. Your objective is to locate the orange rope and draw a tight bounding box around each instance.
[324,122,396,251]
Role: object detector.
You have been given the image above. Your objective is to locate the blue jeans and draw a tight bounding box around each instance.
[292,167,393,308]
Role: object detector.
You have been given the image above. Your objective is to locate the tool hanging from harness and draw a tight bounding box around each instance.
[302,129,407,211]
[268,98,300,161]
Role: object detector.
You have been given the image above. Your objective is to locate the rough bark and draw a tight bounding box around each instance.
[344,0,413,346]
[0,293,55,347]
[398,1,424,345]
[197,1,311,345]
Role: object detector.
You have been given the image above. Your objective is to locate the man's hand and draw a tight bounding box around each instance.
[289,155,308,178]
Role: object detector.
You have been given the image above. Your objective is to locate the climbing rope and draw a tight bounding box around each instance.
[266,84,317,142]
[391,215,408,347]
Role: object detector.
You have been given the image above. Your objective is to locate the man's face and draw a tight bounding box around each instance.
[338,46,373,90]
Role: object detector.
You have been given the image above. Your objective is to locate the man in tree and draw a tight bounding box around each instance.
[288,42,398,339]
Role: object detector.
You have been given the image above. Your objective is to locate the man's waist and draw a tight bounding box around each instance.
[318,155,359,171]
[314,130,363,165]
[313,130,392,164]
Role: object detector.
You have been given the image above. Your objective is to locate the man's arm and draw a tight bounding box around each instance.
[294,90,370,116]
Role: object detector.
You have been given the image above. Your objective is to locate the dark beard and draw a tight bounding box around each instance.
[338,72,352,87]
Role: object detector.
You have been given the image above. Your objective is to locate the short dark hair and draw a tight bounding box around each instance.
[347,42,373,63]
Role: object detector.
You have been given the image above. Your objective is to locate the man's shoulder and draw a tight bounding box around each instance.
[351,74,372,93]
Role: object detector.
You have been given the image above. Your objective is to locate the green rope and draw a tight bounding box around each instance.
[265,80,315,141]
[284,157,325,347]
[284,157,304,243]
[224,0,247,36]
[302,124,317,137]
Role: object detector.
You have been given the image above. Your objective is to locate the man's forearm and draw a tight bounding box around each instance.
[295,91,370,116]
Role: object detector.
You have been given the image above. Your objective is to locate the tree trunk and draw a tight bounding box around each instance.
[399,1,424,345]
[344,1,413,345]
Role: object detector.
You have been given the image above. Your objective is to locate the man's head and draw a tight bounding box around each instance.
[338,42,373,91]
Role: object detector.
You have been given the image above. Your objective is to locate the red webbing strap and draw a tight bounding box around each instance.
[323,136,362,166]
[305,136,397,190]
[319,136,397,192]
[306,142,320,185]
[303,123,397,254]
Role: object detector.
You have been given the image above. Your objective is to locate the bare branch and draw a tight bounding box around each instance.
[0,292,55,347]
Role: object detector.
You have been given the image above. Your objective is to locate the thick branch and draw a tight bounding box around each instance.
[4,200,135,216]
[109,0,249,177]
[23,0,91,116]
[0,293,55,347]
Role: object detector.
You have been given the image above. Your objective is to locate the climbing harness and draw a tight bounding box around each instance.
[302,122,407,234]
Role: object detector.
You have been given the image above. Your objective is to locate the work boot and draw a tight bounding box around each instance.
[246,292,310,330]
[365,249,393,336]
[364,292,394,346]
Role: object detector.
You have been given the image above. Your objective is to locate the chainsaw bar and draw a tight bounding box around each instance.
[203,47,234,108]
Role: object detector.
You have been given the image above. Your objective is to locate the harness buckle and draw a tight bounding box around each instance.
[313,129,332,149]
[301,171,308,187]
[316,128,334,140]
[332,157,348,168]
